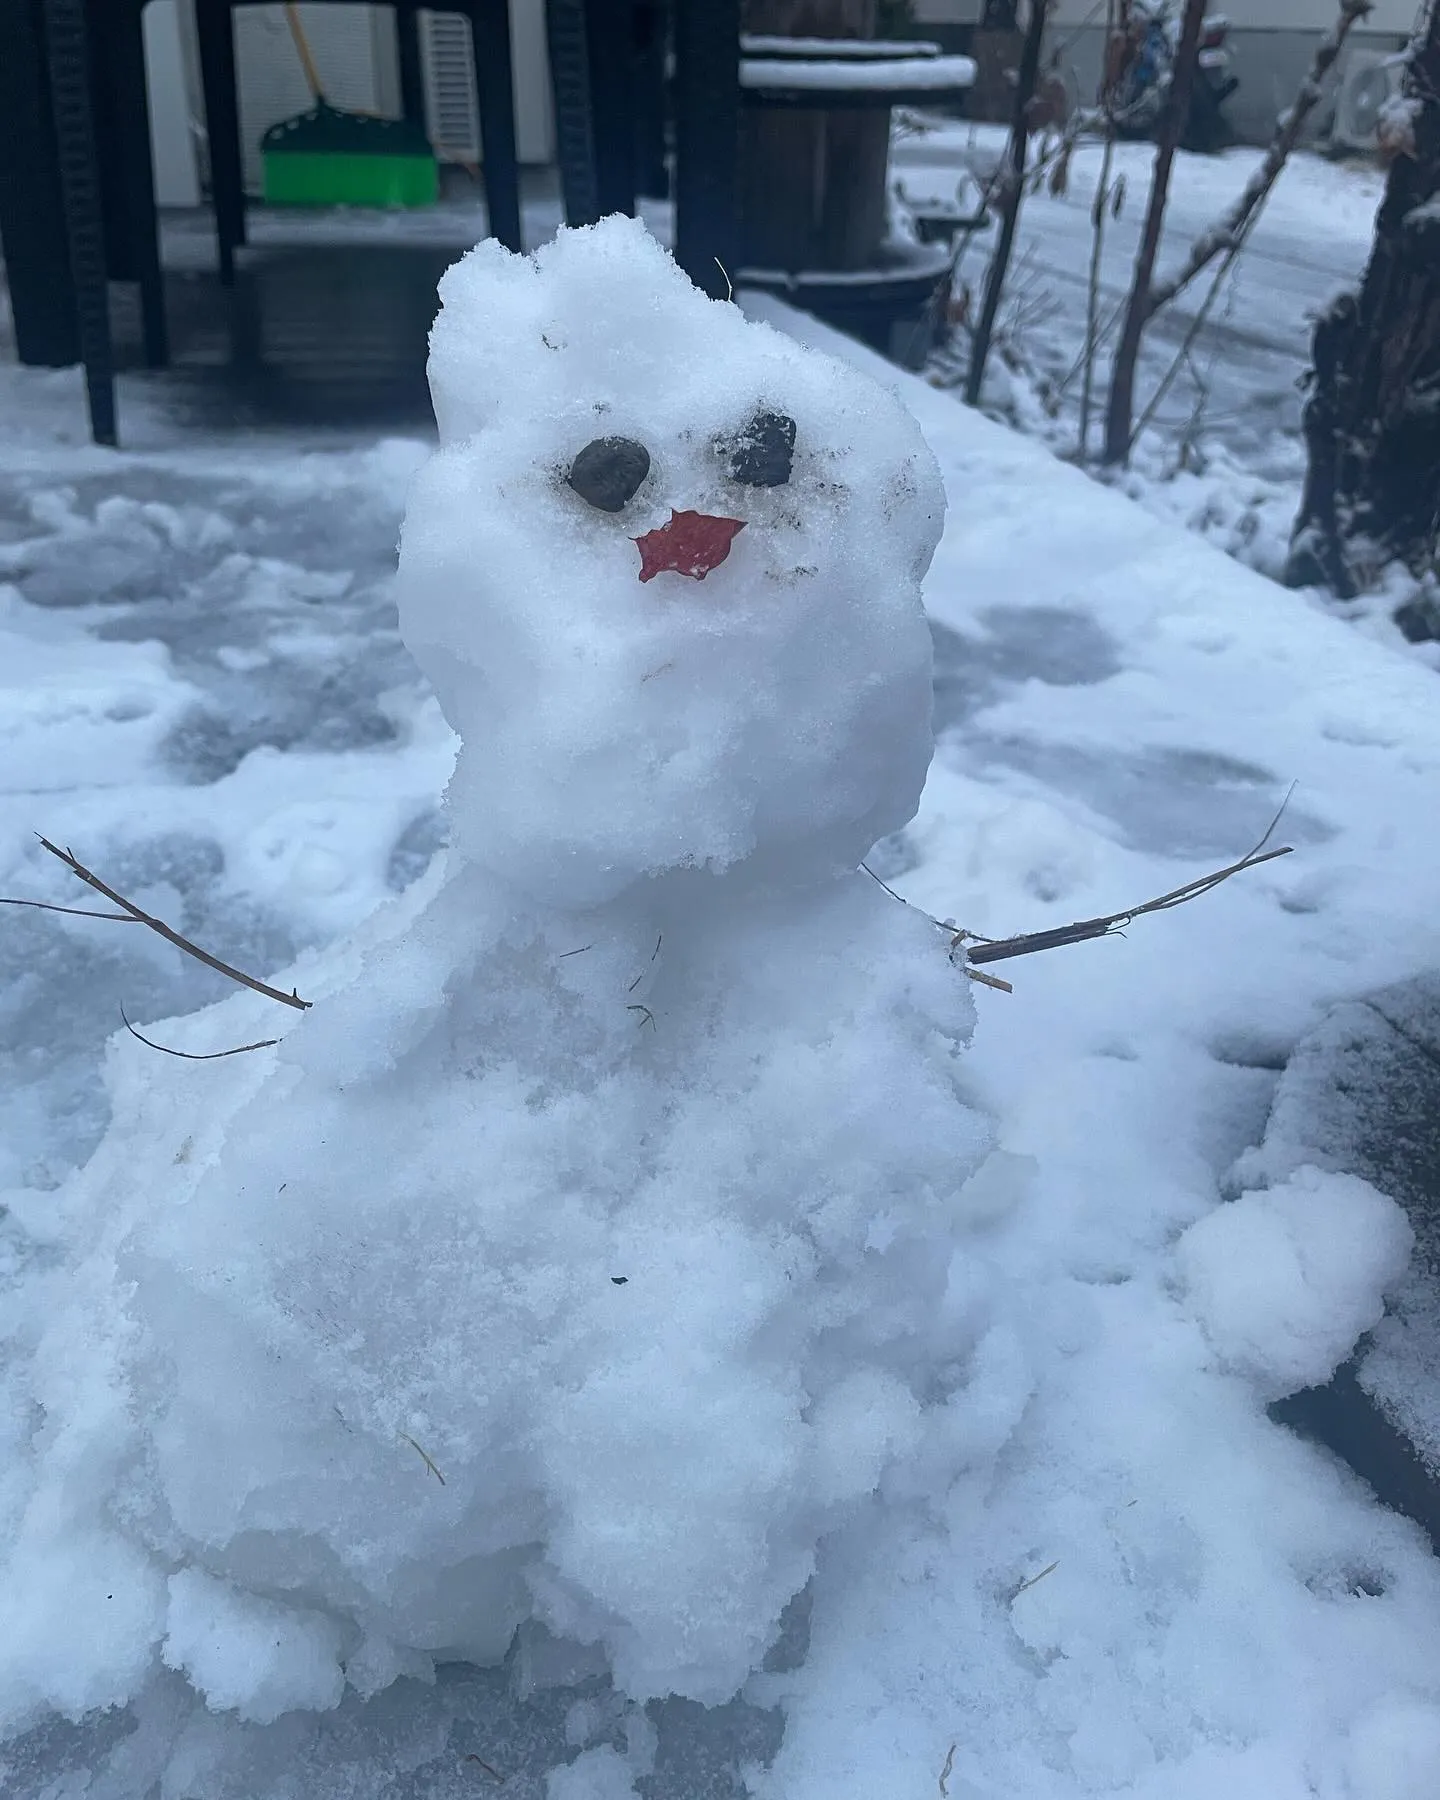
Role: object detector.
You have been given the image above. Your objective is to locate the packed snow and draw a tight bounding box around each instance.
[1,217,1439,1797]
[739,56,976,92]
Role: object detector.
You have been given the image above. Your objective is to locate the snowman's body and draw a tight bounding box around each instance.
[1,221,999,1729]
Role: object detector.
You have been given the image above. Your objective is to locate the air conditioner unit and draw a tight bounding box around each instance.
[418,8,556,168]
[1331,49,1405,155]
[419,11,482,164]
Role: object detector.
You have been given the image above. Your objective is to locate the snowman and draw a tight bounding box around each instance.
[1,218,1005,1732]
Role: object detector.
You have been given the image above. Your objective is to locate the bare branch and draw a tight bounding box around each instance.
[966,845,1293,965]
[36,836,311,1011]
[865,791,1295,977]
[966,0,1056,406]
[969,790,1296,965]
[0,895,139,922]
[1103,0,1209,464]
[1146,0,1374,318]
[1134,250,1236,447]
[120,1006,280,1062]
[1079,0,1121,461]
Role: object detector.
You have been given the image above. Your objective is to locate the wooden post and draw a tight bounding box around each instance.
[673,0,742,298]
[42,0,117,443]
[739,0,888,274]
[193,0,246,285]
[470,0,523,251]
[547,0,602,227]
[586,0,636,217]
[396,8,427,127]
[94,0,169,367]
[0,0,80,367]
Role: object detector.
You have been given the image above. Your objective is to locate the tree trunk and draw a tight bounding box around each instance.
[1288,5,1440,598]
[964,0,1051,407]
[1100,0,1206,465]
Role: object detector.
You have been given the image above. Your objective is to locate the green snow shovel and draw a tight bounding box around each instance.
[261,3,438,209]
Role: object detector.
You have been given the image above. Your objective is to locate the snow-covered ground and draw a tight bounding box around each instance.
[894,124,1440,654]
[3,223,1440,1800]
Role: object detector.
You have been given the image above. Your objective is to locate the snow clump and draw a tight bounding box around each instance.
[1177,1164,1412,1399]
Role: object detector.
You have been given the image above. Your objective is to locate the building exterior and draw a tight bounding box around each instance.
[143,0,556,206]
[135,0,1424,211]
[913,0,1421,146]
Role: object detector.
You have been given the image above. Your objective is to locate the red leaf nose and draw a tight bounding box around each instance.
[634,510,745,583]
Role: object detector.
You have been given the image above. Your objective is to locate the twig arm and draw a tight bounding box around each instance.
[965,845,1292,965]
[37,836,311,1011]
[0,896,139,922]
[120,1008,281,1062]
[865,790,1295,979]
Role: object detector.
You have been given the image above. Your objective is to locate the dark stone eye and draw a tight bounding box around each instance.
[727,410,796,487]
[568,437,651,513]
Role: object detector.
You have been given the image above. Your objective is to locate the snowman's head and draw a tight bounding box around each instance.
[398,217,944,909]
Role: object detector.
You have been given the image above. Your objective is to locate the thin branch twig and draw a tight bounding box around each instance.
[0,895,140,922]
[399,1432,446,1485]
[1102,0,1209,464]
[865,790,1295,976]
[1012,1558,1061,1597]
[120,1006,280,1062]
[35,836,311,1011]
[966,845,1292,963]
[966,0,1055,406]
[1133,208,1255,446]
[1145,0,1374,318]
[970,793,1295,964]
[863,861,1012,988]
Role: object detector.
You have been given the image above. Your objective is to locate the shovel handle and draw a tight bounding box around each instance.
[283,3,325,103]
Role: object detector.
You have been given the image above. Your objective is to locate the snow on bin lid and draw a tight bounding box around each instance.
[739,35,944,57]
[740,53,977,92]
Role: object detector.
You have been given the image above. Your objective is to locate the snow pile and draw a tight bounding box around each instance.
[751,301,1440,1800]
[0,219,1003,1732]
[1177,1165,1412,1398]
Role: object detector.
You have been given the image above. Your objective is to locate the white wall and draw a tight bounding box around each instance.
[143,0,201,206]
[511,0,555,166]
[166,0,556,185]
